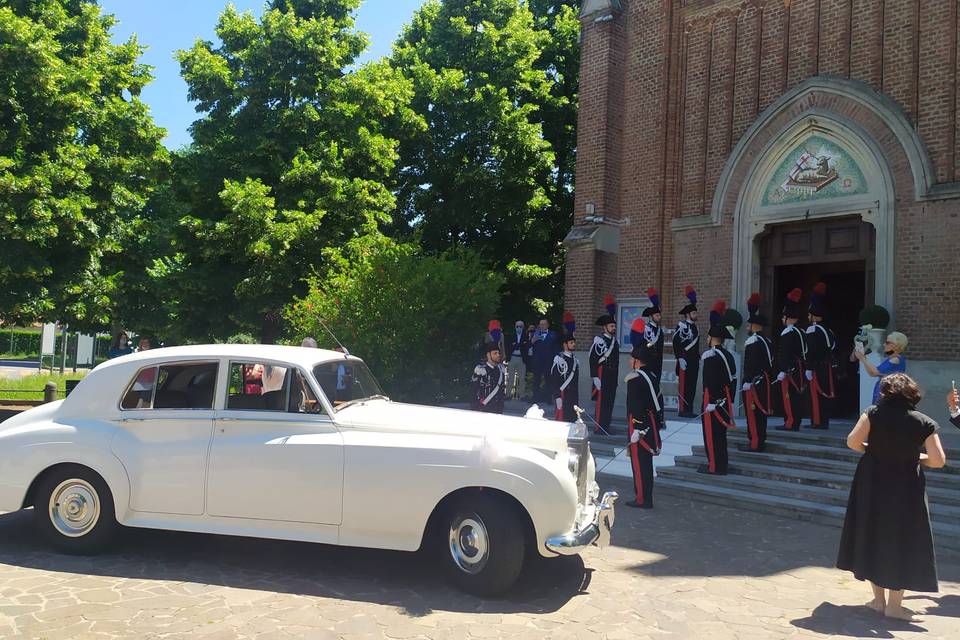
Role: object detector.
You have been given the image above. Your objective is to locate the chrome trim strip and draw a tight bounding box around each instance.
[544,491,618,556]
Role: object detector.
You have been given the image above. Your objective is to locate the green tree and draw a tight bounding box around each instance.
[286,237,503,404]
[161,0,419,342]
[0,0,167,330]
[387,1,581,324]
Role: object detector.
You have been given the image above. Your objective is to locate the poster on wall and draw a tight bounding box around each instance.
[616,298,648,350]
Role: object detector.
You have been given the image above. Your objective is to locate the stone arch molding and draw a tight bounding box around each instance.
[707,76,936,323]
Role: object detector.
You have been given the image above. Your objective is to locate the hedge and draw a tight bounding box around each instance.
[0,328,111,363]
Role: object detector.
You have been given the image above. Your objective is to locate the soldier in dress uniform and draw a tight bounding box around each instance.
[590,295,620,434]
[625,317,664,509]
[698,301,738,475]
[777,288,807,431]
[673,285,700,418]
[804,282,837,429]
[550,315,580,422]
[641,287,665,378]
[740,293,775,452]
[471,341,507,414]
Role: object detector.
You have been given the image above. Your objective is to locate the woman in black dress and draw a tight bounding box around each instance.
[836,373,946,621]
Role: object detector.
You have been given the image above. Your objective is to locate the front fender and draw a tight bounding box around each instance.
[338,431,578,556]
[0,419,131,521]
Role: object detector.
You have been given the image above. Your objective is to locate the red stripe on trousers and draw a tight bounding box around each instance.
[781,379,795,429]
[594,365,603,429]
[703,390,716,473]
[745,390,759,449]
[628,414,644,504]
[677,368,686,411]
[810,374,821,425]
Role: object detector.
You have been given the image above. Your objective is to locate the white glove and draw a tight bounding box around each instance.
[678,358,687,371]
[555,397,562,410]
[805,370,814,381]
[593,377,601,390]
[742,383,752,391]
[630,430,641,444]
[776,372,787,382]
[705,403,716,412]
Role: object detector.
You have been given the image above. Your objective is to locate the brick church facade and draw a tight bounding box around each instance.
[564,0,960,417]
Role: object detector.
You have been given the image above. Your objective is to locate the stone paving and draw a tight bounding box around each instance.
[0,483,958,640]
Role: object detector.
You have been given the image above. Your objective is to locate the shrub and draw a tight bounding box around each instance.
[285,240,504,404]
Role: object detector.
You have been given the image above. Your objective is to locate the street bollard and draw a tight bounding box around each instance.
[43,381,58,404]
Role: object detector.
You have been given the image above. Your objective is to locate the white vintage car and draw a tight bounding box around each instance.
[0,345,617,595]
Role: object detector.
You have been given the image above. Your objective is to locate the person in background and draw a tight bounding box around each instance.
[472,341,507,413]
[948,387,959,429]
[590,295,619,435]
[549,322,579,422]
[836,373,945,621]
[300,337,318,348]
[673,285,700,418]
[805,282,837,429]
[854,331,908,404]
[107,331,133,359]
[624,317,663,509]
[740,293,775,452]
[529,317,560,403]
[641,288,665,378]
[137,337,152,352]
[777,288,806,431]
[505,320,528,400]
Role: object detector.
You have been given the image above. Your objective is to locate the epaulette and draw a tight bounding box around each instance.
[781,326,795,337]
[701,348,717,360]
[473,364,487,376]
[624,371,640,382]
[592,335,605,345]
[553,354,566,366]
[805,325,817,334]
[745,335,758,345]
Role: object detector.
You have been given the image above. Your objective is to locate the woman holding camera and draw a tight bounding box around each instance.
[853,331,908,403]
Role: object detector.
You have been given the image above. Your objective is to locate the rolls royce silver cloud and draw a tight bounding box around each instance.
[0,344,617,595]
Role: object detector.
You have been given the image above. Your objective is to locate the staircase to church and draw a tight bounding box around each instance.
[653,425,960,553]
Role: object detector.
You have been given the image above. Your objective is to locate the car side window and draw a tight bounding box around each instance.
[120,362,218,410]
[226,361,289,412]
[288,369,325,415]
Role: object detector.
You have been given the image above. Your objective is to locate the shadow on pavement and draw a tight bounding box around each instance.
[599,477,960,583]
[790,602,926,637]
[0,509,588,616]
[905,593,960,618]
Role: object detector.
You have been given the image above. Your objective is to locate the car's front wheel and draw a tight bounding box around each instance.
[34,465,117,554]
[442,494,526,597]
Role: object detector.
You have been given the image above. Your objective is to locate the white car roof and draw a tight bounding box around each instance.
[96,343,353,371]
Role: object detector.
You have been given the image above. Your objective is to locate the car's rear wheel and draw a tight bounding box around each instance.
[442,494,526,597]
[34,465,117,554]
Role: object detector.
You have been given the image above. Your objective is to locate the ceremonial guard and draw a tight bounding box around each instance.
[641,288,665,378]
[549,314,580,422]
[699,301,737,475]
[777,288,807,431]
[590,295,620,434]
[740,293,775,452]
[625,318,664,508]
[673,285,700,418]
[804,282,837,429]
[471,341,507,413]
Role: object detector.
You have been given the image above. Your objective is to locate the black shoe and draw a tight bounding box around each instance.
[695,464,712,474]
[737,444,760,452]
[624,500,652,509]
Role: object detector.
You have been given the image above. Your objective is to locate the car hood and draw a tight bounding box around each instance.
[337,400,571,454]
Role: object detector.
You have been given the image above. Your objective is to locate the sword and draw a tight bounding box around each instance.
[573,404,612,436]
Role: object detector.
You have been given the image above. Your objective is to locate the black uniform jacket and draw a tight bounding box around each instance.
[778,325,807,374]
[549,352,580,401]
[804,323,835,369]
[743,333,775,384]
[626,368,663,453]
[589,333,620,378]
[701,346,737,401]
[644,323,665,376]
[471,361,506,410]
[672,320,700,364]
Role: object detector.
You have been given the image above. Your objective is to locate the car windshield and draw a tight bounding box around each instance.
[313,359,385,410]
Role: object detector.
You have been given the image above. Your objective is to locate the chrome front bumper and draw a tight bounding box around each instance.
[544,491,619,555]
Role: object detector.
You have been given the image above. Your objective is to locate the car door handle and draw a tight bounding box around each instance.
[120,417,147,422]
[216,417,238,422]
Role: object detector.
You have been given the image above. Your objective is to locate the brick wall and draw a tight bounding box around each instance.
[568,0,960,360]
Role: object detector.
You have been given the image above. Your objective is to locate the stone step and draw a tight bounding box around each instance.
[689,446,960,489]
[656,464,960,525]
[724,433,960,472]
[654,476,960,553]
[671,455,960,506]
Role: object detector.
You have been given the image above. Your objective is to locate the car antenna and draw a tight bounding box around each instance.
[315,316,351,358]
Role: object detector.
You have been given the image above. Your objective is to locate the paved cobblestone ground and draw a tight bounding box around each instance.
[1,484,958,640]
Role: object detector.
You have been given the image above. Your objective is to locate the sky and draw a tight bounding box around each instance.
[99,0,425,149]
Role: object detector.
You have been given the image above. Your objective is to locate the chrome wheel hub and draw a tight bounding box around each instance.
[448,516,489,574]
[49,479,100,538]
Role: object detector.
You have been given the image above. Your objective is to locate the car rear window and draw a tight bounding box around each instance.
[120,362,219,410]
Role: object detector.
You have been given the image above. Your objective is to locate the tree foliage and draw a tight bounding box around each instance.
[387,0,580,325]
[286,237,503,403]
[157,0,420,342]
[0,0,167,329]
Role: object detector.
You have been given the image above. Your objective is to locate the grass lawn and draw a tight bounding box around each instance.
[0,372,88,401]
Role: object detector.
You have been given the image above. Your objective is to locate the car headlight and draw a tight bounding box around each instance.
[567,448,581,477]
